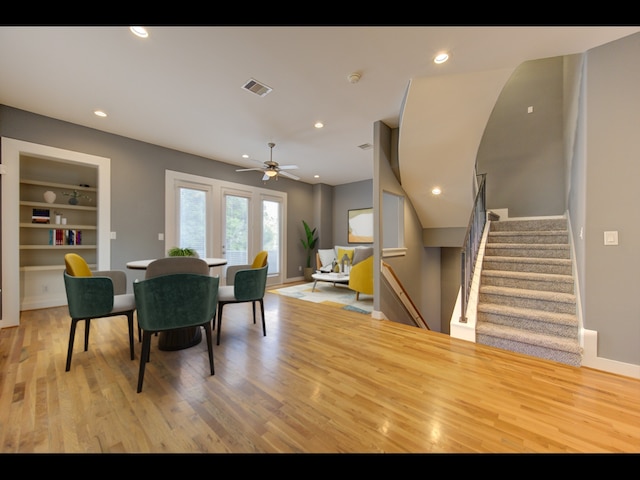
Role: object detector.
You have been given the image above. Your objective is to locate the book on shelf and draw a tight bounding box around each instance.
[32,208,50,224]
[49,229,82,245]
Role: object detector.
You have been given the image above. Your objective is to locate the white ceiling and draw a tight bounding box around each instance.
[1,26,638,224]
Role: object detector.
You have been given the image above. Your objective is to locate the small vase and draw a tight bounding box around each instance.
[68,197,78,205]
[43,190,56,204]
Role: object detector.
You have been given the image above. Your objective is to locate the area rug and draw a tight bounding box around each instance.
[269,282,373,314]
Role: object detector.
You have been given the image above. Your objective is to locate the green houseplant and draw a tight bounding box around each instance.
[300,220,318,281]
[167,246,198,257]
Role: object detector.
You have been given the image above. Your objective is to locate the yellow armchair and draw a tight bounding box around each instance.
[348,254,373,300]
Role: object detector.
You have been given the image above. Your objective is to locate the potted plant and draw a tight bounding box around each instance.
[300,220,318,281]
[167,246,198,257]
[61,189,92,205]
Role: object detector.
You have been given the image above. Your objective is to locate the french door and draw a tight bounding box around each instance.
[165,170,286,286]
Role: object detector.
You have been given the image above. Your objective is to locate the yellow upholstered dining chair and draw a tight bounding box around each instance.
[62,253,136,371]
[133,273,219,392]
[216,251,268,345]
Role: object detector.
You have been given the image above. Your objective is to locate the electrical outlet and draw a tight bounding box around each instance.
[298,265,302,271]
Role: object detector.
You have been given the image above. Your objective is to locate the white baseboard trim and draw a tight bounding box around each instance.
[582,329,640,379]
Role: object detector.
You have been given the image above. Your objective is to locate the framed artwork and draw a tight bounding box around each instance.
[348,207,373,244]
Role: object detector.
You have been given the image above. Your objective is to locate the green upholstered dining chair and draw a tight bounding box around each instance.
[216,264,268,346]
[142,256,211,349]
[133,273,219,393]
[223,250,268,286]
[63,253,136,372]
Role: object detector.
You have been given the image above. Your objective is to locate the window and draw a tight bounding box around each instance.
[382,191,406,257]
[165,170,287,285]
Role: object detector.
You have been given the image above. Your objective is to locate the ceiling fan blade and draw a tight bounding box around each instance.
[278,164,299,170]
[236,167,264,172]
[279,170,300,180]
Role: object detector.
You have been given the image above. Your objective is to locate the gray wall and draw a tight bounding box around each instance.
[477,56,566,217]
[579,33,640,364]
[0,106,316,284]
[333,179,373,247]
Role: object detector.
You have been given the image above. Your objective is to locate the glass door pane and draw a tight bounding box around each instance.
[223,193,249,266]
[262,198,280,277]
[178,186,207,259]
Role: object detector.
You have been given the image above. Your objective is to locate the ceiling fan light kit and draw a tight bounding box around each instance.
[236,142,300,182]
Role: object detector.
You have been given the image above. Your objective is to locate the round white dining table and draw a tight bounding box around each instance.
[126,257,227,351]
[126,257,227,270]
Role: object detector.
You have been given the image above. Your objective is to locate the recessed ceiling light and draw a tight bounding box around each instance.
[314,122,324,129]
[314,175,320,179]
[431,187,442,195]
[94,110,107,118]
[434,53,449,64]
[242,154,249,159]
[130,27,148,38]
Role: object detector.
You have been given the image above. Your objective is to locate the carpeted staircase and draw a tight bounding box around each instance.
[475,217,582,367]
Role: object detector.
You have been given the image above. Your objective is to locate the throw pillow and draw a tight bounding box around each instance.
[317,249,335,271]
[352,246,373,265]
[337,247,354,265]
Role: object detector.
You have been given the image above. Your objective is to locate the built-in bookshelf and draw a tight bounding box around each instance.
[2,138,111,322]
[19,175,98,270]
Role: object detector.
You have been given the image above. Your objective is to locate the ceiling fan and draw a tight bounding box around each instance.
[236,142,300,181]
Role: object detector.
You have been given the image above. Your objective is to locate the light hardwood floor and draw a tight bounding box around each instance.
[1,287,639,453]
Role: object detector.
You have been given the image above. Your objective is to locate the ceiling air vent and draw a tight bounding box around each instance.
[358,143,373,150]
[242,78,272,97]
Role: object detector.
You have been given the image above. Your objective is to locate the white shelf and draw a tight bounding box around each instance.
[20,223,97,230]
[20,245,96,250]
[20,178,97,192]
[20,200,96,211]
[20,264,97,272]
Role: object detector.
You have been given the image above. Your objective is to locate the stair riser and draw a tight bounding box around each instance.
[488,233,568,244]
[484,246,570,259]
[478,292,576,314]
[475,334,582,367]
[480,275,574,293]
[477,311,578,337]
[482,260,572,275]
[490,219,568,232]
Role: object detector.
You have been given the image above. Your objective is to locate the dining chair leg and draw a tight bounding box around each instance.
[126,312,135,360]
[84,318,91,351]
[203,323,215,375]
[259,299,266,336]
[252,301,256,324]
[65,318,80,372]
[137,331,153,393]
[216,304,224,346]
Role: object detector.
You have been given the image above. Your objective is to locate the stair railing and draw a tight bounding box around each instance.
[459,173,487,323]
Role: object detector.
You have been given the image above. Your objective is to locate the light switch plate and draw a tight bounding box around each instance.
[604,231,618,245]
[110,231,117,240]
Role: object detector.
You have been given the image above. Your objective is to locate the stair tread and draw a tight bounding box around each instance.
[487,243,569,249]
[481,269,573,283]
[480,285,576,303]
[476,323,581,353]
[477,302,578,325]
[490,230,567,235]
[484,256,571,264]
